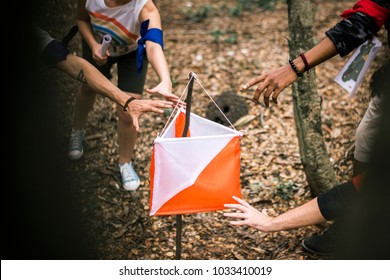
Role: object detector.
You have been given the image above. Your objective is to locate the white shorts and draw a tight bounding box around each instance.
[354,95,383,163]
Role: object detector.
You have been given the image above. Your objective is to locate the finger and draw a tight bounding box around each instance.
[223,212,246,219]
[253,82,269,105]
[177,102,186,109]
[272,89,283,101]
[263,95,270,108]
[271,88,285,105]
[229,220,247,226]
[161,103,173,109]
[150,107,165,114]
[261,208,268,215]
[145,88,155,94]
[224,203,240,209]
[132,117,140,132]
[243,76,263,90]
[232,196,251,207]
[224,203,247,213]
[155,101,173,109]
[253,87,263,104]
[263,87,275,108]
[166,93,180,100]
[175,100,186,106]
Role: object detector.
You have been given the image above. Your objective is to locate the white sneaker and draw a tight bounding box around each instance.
[119,162,140,191]
[68,128,84,160]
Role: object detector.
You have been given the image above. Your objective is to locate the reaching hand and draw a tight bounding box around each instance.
[224,196,273,232]
[127,99,173,131]
[145,81,182,104]
[242,65,298,108]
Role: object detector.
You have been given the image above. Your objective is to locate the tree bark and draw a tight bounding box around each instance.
[287,0,338,195]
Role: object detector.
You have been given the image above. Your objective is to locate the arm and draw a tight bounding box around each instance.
[243,36,338,108]
[139,0,179,103]
[76,0,107,65]
[224,196,326,232]
[56,54,173,131]
[244,0,388,108]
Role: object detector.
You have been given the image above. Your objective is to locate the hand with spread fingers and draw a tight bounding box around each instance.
[145,81,185,106]
[128,99,173,132]
[224,193,329,234]
[242,34,341,108]
[224,196,273,232]
[242,64,298,108]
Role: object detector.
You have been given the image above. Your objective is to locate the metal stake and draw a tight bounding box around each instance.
[175,72,196,260]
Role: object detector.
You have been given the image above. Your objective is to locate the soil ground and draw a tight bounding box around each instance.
[33,0,389,260]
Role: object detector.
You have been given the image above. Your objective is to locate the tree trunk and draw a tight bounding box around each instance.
[287,0,338,195]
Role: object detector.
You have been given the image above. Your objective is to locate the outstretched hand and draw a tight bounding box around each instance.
[145,81,185,106]
[242,64,298,108]
[128,99,173,131]
[224,196,273,232]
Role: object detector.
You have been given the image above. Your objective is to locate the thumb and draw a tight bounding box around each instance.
[145,88,155,94]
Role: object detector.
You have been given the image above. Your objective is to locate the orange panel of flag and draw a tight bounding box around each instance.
[149,108,243,216]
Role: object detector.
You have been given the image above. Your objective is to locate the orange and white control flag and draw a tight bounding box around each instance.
[149,108,243,216]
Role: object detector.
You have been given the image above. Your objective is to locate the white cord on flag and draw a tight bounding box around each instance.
[159,78,190,136]
[193,74,238,131]
[159,72,239,136]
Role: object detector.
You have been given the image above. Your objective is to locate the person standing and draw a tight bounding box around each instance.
[69,0,179,191]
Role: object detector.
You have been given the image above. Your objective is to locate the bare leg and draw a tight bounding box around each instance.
[116,98,141,190]
[116,100,138,165]
[73,84,96,130]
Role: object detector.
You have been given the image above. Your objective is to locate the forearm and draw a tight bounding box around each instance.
[77,19,98,49]
[290,37,338,74]
[76,0,97,48]
[141,1,170,83]
[146,43,171,83]
[57,55,129,107]
[266,198,326,232]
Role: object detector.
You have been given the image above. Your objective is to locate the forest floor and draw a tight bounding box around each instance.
[36,0,389,260]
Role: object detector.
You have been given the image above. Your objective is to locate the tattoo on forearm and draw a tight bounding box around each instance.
[77,69,88,84]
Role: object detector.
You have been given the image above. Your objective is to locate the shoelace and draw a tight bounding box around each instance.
[121,164,138,183]
[69,131,83,151]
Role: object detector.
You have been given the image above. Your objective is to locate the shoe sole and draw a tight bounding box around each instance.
[123,182,140,191]
[68,150,84,160]
[301,239,333,256]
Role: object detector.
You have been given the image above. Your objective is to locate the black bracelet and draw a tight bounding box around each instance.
[288,59,303,78]
[123,96,136,111]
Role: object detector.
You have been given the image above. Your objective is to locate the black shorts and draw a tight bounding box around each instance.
[41,40,69,66]
[82,40,148,94]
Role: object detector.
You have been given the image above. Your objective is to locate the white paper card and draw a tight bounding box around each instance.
[334,36,382,96]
